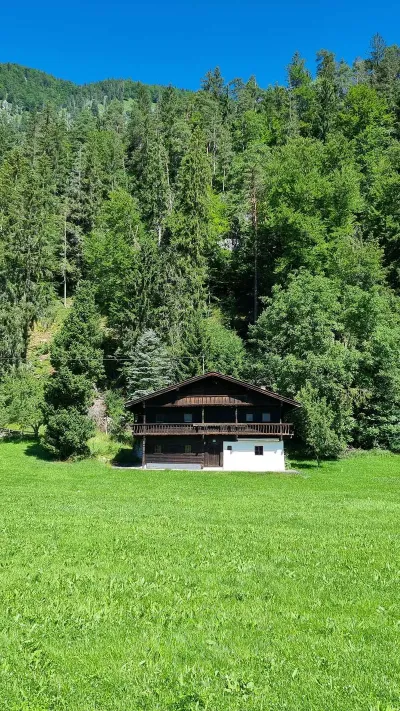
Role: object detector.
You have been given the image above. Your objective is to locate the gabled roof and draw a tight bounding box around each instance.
[125,371,301,408]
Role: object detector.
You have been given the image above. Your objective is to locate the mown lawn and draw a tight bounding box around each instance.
[0,441,399,711]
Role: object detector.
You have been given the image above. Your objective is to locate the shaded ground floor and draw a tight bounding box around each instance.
[139,435,286,471]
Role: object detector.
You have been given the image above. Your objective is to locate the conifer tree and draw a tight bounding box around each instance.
[287,52,315,136]
[43,283,103,458]
[161,126,212,345]
[169,125,212,269]
[84,188,160,336]
[3,52,400,459]
[134,114,171,243]
[315,50,340,140]
[175,311,210,381]
[0,147,60,323]
[122,329,172,400]
[159,85,190,182]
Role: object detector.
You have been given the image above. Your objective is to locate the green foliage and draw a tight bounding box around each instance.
[248,264,400,451]
[0,366,45,437]
[87,431,125,460]
[297,382,345,462]
[104,389,128,441]
[44,407,95,459]
[44,367,94,413]
[0,304,27,379]
[167,125,212,261]
[203,313,245,377]
[0,147,61,317]
[3,44,400,456]
[50,283,104,380]
[122,329,172,400]
[0,63,171,111]
[174,311,208,380]
[43,283,103,458]
[129,113,171,241]
[84,189,160,335]
[356,322,400,451]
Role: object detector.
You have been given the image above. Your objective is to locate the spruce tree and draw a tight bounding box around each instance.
[43,283,103,458]
[161,126,212,352]
[84,189,160,336]
[134,114,171,243]
[315,50,341,140]
[175,312,209,381]
[122,329,172,400]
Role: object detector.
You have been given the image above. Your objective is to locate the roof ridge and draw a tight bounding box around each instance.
[125,371,300,408]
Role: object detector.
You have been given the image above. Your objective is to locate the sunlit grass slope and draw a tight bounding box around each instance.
[0,441,399,710]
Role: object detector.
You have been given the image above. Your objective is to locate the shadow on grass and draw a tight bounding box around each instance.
[24,441,55,461]
[112,447,141,468]
[0,435,55,461]
[5,435,141,467]
[291,461,320,470]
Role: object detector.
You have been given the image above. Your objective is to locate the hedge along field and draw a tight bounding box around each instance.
[0,441,399,711]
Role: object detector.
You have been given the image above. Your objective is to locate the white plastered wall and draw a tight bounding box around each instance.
[222,439,285,472]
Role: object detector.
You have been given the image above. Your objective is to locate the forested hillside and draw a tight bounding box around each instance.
[1,35,400,458]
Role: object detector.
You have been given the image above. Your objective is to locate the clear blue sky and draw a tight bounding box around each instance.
[0,0,398,89]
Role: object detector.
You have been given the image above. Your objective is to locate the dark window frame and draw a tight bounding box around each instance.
[255,445,264,456]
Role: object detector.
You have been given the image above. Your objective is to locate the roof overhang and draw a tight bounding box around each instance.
[125,372,301,409]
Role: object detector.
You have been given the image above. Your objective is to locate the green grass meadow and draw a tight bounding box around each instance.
[0,441,399,710]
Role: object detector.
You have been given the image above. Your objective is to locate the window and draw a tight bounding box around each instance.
[184,444,192,454]
[227,445,232,452]
[183,413,193,423]
[156,414,165,423]
[255,446,264,456]
[245,413,254,422]
[262,412,271,422]
[155,444,162,454]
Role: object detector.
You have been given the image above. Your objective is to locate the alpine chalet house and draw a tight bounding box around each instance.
[126,372,300,472]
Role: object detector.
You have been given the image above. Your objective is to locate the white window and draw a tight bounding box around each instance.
[245,413,254,422]
[262,412,271,422]
[184,413,193,423]
[255,446,264,456]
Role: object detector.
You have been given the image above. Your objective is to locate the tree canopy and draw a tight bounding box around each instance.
[2,39,400,458]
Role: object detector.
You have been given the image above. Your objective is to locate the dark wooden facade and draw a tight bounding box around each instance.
[125,372,300,468]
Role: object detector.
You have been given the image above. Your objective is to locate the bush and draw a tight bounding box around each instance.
[43,407,95,460]
[44,367,93,413]
[88,432,123,461]
[104,389,129,441]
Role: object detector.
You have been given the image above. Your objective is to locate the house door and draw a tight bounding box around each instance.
[204,438,222,467]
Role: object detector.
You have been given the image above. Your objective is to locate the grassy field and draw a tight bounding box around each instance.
[0,441,399,711]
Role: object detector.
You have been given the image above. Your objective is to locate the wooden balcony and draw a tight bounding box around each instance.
[131,422,293,437]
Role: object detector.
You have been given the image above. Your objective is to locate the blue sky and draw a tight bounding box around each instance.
[0,0,398,89]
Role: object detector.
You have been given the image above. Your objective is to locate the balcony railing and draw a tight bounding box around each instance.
[131,422,293,437]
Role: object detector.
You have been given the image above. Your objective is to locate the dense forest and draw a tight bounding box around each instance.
[1,35,400,459]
